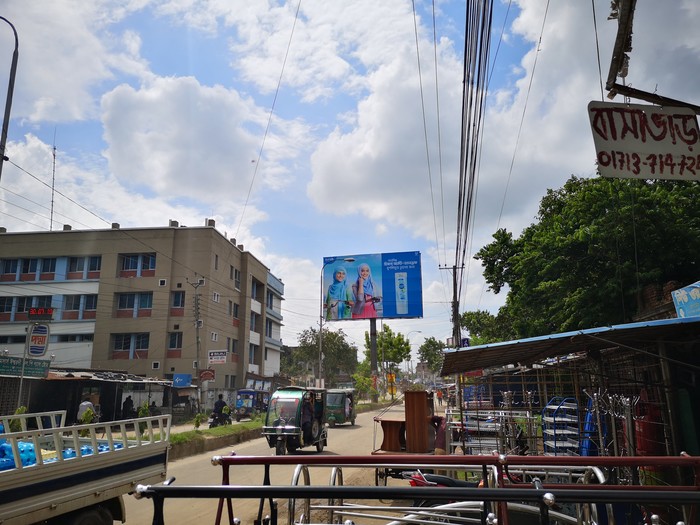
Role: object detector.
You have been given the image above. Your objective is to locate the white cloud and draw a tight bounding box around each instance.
[2,0,700,351]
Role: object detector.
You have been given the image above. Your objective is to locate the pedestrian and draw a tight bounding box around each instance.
[122,395,134,418]
[77,395,95,423]
[436,389,443,406]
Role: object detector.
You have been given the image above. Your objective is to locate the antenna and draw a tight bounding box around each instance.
[50,129,56,231]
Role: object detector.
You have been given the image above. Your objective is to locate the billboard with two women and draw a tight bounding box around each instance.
[322,251,423,320]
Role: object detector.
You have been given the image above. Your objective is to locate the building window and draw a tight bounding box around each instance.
[2,259,18,275]
[228,300,233,316]
[171,291,185,308]
[231,339,238,354]
[139,293,153,309]
[265,347,268,361]
[234,269,241,290]
[225,375,236,388]
[233,303,239,318]
[113,333,150,358]
[142,253,156,270]
[0,297,11,312]
[16,297,30,312]
[251,279,258,300]
[250,312,258,331]
[21,258,38,274]
[64,295,81,311]
[267,291,274,309]
[88,256,101,272]
[212,292,220,303]
[84,295,98,310]
[249,344,256,364]
[69,257,85,272]
[41,258,57,273]
[211,332,218,342]
[226,337,232,352]
[36,296,52,308]
[121,255,139,271]
[168,332,183,349]
[229,265,234,280]
[114,333,131,351]
[118,293,136,310]
[265,318,273,338]
[214,254,219,270]
[135,333,149,349]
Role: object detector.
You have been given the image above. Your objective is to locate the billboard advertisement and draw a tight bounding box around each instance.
[322,251,423,321]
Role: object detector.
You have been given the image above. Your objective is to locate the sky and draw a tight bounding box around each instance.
[1,1,699,368]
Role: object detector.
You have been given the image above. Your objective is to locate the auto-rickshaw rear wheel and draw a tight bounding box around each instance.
[275,440,286,456]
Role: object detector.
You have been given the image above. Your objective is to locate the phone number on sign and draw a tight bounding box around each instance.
[597,150,700,177]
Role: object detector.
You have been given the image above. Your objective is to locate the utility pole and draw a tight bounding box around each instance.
[188,276,205,412]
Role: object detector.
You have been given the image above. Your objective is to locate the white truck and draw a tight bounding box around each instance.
[0,409,171,524]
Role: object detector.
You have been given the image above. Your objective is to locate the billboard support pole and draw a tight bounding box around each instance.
[370,318,378,402]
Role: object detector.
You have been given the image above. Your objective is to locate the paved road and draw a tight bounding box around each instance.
[124,404,404,524]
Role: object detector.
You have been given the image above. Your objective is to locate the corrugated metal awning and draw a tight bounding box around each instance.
[441,316,700,376]
[46,369,171,385]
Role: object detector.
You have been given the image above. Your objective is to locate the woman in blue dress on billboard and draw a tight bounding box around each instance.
[352,263,380,318]
[325,266,354,320]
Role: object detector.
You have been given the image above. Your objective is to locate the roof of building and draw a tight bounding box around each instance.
[441,316,700,376]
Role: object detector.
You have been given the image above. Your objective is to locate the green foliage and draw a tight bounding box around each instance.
[282,327,358,387]
[416,337,446,374]
[9,406,27,432]
[349,360,373,400]
[473,177,700,339]
[460,309,516,345]
[136,401,150,433]
[80,408,96,424]
[362,324,411,372]
[193,412,204,429]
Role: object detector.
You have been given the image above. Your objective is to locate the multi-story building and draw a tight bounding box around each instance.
[0,219,284,406]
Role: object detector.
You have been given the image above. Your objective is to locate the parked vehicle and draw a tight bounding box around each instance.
[326,387,356,426]
[234,389,269,421]
[262,386,328,455]
[0,409,170,525]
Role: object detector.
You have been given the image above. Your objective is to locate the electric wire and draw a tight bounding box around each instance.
[233,0,303,241]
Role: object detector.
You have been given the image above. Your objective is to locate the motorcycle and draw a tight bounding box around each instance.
[208,409,232,428]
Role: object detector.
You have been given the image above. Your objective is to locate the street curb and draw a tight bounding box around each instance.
[169,428,262,461]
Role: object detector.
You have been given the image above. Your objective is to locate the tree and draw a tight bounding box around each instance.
[362,324,411,373]
[289,327,359,387]
[352,360,375,400]
[460,309,516,345]
[416,337,446,374]
[473,176,700,339]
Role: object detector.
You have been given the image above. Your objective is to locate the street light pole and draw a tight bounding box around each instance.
[319,256,355,388]
[0,16,18,184]
[405,330,422,374]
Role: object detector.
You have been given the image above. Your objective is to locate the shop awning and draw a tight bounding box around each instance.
[441,316,700,376]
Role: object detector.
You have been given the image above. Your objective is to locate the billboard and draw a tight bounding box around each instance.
[322,251,423,321]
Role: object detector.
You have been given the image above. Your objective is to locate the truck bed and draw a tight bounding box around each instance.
[0,410,170,524]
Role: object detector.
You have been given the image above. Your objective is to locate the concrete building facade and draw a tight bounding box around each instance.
[0,220,284,402]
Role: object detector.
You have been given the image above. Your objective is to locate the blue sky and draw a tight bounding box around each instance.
[1,1,699,365]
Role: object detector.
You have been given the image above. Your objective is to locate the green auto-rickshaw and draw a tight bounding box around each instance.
[262,386,328,455]
[326,388,356,426]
